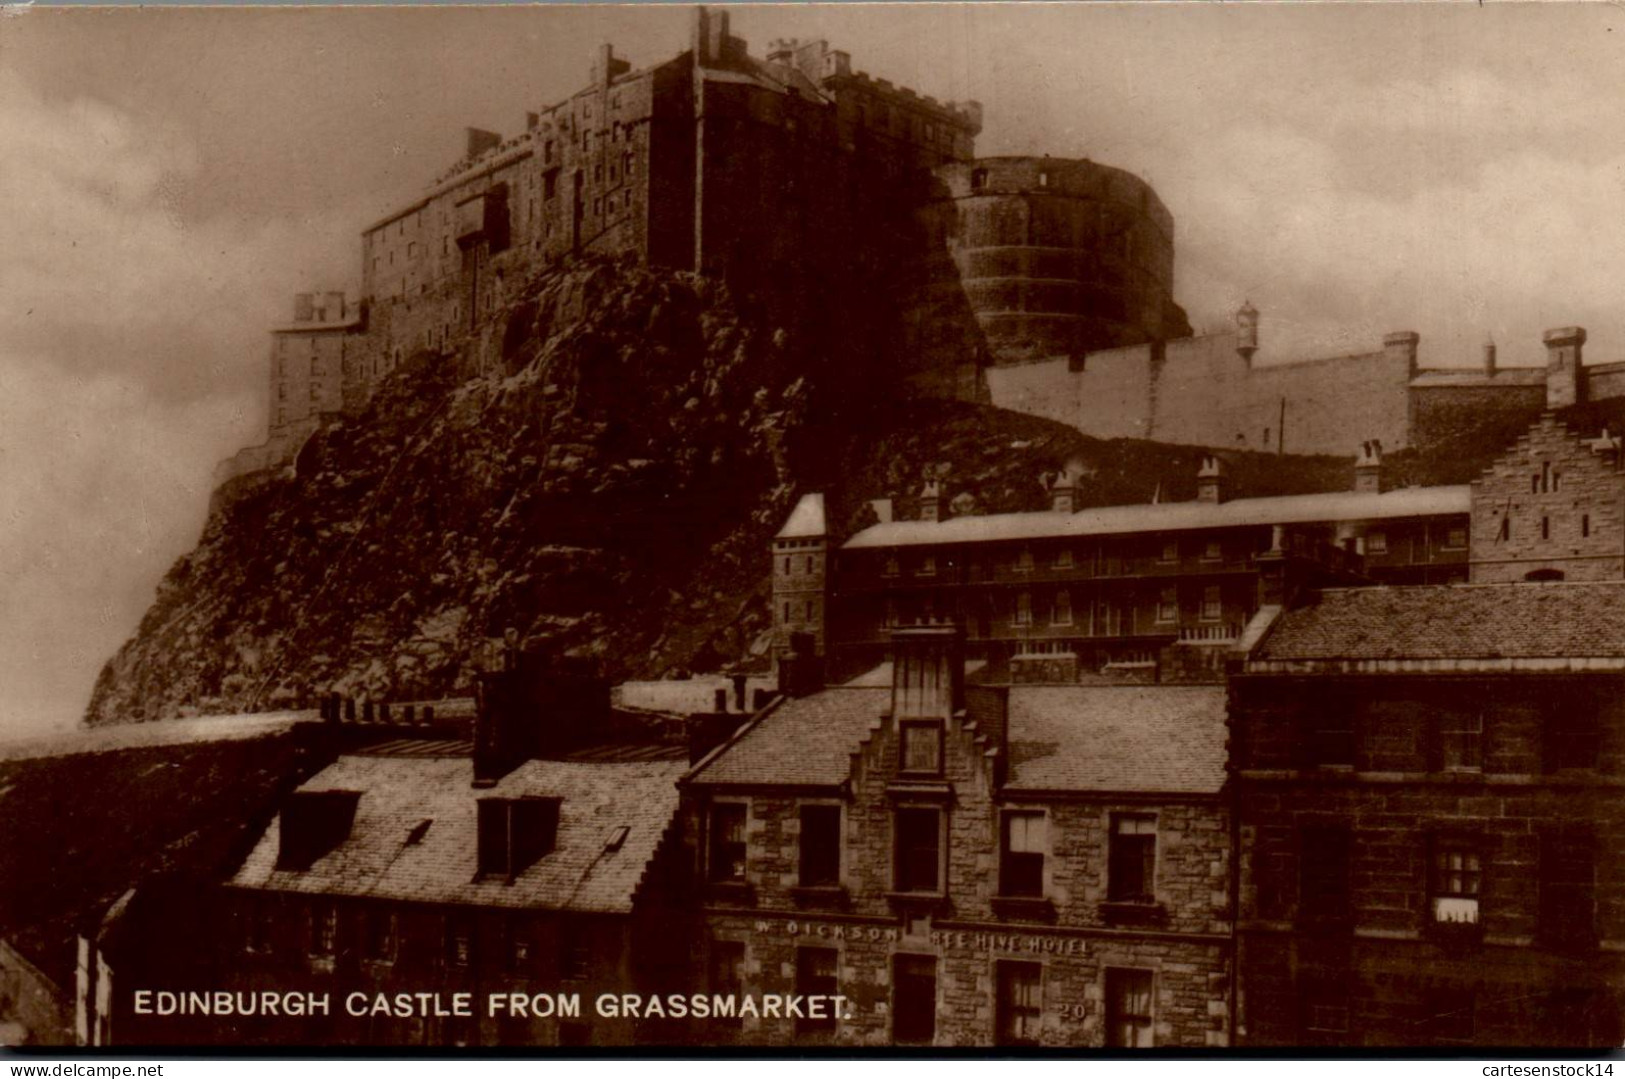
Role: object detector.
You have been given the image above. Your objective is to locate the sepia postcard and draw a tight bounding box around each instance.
[3,1,1625,1058]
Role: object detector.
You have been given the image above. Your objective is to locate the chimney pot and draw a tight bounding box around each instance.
[919,480,943,522]
[1196,454,1228,504]
[1354,439,1384,494]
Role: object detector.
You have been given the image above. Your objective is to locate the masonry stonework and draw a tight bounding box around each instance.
[1469,413,1625,583]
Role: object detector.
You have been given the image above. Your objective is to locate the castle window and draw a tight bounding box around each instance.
[1037,170,1051,188]
[594,164,603,183]
[971,168,988,190]
[783,557,791,575]
[544,170,558,199]
[1543,516,1550,540]
[1499,517,1511,542]
[805,600,816,621]
[1584,514,1592,537]
[783,602,791,623]
[624,151,635,177]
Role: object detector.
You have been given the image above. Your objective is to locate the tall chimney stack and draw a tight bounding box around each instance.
[891,623,964,720]
[1482,333,1497,376]
[1196,454,1228,504]
[918,480,942,523]
[1354,440,1384,494]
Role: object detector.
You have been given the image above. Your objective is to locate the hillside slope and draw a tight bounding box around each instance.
[86,262,1357,726]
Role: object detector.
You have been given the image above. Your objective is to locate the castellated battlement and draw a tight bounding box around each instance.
[904,156,1187,377]
[219,7,1625,492]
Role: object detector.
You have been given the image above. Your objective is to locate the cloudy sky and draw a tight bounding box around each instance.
[3,3,1624,738]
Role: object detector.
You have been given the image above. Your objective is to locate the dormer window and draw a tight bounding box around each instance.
[476,797,561,882]
[899,720,944,776]
[277,791,362,871]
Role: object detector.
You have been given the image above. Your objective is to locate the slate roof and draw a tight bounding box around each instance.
[685,683,1226,796]
[0,730,332,990]
[776,493,827,539]
[1005,685,1227,794]
[685,687,889,787]
[1255,581,1625,662]
[231,755,685,914]
[843,486,1469,550]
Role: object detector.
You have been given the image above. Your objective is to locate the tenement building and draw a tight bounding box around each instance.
[101,650,698,1047]
[781,447,1471,681]
[1230,581,1625,1047]
[680,624,1234,1047]
[1229,416,1625,1047]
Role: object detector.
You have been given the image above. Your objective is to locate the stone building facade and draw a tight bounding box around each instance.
[811,450,1470,682]
[94,656,699,1048]
[1468,412,1625,584]
[680,626,1234,1048]
[1231,582,1625,1047]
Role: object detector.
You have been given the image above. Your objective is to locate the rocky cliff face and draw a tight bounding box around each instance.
[87,261,1355,726]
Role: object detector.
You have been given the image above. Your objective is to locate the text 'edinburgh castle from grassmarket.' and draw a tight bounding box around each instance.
[216,6,1625,496]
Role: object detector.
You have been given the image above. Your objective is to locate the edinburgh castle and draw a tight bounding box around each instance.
[217,6,1625,489]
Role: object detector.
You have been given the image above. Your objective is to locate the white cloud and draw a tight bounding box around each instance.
[0,68,355,738]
